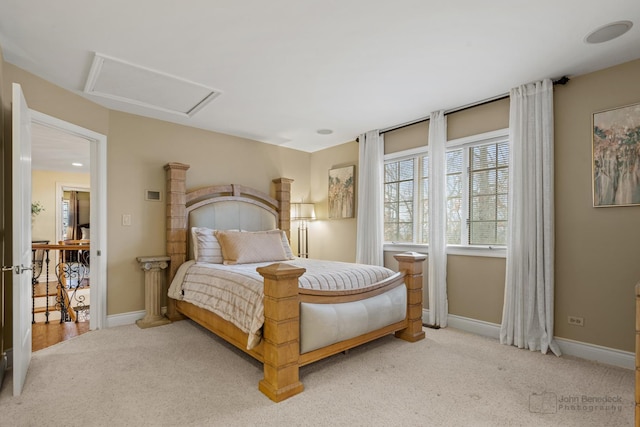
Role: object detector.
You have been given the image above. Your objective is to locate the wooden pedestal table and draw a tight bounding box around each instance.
[136,256,171,328]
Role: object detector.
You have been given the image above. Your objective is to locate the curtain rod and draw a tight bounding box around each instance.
[371,76,570,136]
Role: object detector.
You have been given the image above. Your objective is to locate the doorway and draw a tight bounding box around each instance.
[29,111,106,346]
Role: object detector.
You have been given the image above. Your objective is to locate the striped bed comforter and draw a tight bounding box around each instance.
[167,258,397,349]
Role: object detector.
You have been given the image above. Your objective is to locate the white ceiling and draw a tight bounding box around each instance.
[2,0,640,158]
[31,122,90,174]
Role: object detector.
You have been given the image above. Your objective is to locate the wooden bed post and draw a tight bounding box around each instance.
[394,252,427,342]
[635,282,640,426]
[272,178,293,241]
[257,262,306,402]
[165,162,190,320]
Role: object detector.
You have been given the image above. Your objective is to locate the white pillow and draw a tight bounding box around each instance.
[280,231,296,260]
[191,227,224,264]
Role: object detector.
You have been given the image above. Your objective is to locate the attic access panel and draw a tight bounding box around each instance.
[84,53,220,117]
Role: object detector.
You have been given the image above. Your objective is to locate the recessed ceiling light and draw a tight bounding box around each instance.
[72,162,83,167]
[585,20,633,44]
[317,129,333,135]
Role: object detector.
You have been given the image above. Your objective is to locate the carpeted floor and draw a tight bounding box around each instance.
[0,320,633,426]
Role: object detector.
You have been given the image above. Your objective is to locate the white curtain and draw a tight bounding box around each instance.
[500,79,560,356]
[356,130,384,266]
[428,111,448,327]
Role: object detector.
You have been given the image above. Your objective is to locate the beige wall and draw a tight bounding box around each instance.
[383,97,510,154]
[447,97,510,140]
[3,63,311,322]
[350,63,640,352]
[308,140,358,262]
[554,59,640,352]
[381,96,510,325]
[3,50,640,353]
[4,63,110,137]
[2,62,109,349]
[445,97,511,323]
[32,170,90,244]
[106,111,311,313]
[385,121,429,154]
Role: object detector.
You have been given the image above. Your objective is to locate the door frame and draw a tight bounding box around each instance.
[30,110,107,330]
[40,184,91,284]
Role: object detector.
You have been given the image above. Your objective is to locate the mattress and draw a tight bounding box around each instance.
[168,258,405,351]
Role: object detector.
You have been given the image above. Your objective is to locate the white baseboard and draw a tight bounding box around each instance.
[106,310,146,328]
[555,337,634,370]
[422,309,634,370]
[106,306,167,328]
[9,309,632,372]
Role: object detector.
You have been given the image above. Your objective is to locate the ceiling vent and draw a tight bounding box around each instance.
[84,53,221,117]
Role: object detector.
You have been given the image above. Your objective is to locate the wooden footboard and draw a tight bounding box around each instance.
[257,263,306,401]
[171,253,426,402]
[393,252,427,342]
[256,252,426,402]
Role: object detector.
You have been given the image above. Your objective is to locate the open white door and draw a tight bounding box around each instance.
[11,83,33,396]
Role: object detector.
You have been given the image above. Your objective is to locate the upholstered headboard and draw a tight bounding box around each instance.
[188,199,277,232]
[186,199,278,260]
[164,162,293,282]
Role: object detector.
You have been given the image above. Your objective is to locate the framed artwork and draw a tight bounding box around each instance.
[592,102,640,207]
[328,165,355,219]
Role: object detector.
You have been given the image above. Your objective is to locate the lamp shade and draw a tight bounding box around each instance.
[291,203,315,220]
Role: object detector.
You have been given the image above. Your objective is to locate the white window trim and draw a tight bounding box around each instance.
[448,128,509,247]
[447,128,509,149]
[384,146,427,162]
[383,127,510,258]
[383,243,507,258]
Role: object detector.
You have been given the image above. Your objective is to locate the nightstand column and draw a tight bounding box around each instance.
[136,256,171,329]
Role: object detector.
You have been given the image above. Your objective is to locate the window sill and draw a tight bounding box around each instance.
[383,243,507,258]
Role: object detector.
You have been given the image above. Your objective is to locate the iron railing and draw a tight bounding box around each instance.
[31,243,90,324]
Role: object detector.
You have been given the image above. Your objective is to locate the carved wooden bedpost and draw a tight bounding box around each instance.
[394,252,427,342]
[257,262,306,402]
[635,282,640,426]
[165,162,190,320]
[272,178,293,241]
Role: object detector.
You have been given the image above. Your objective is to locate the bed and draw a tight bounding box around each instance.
[164,162,426,402]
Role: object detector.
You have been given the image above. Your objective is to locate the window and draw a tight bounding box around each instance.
[384,129,509,249]
[384,157,416,242]
[384,152,430,244]
[446,139,509,245]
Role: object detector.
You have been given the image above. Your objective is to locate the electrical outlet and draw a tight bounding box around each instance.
[568,316,584,326]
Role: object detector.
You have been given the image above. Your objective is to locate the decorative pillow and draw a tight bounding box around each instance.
[215,230,288,265]
[81,227,90,240]
[248,229,295,260]
[191,227,224,264]
[279,231,296,260]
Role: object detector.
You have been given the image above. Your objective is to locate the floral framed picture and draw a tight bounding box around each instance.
[592,102,640,207]
[328,165,355,219]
